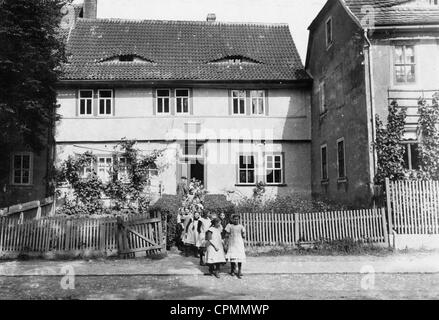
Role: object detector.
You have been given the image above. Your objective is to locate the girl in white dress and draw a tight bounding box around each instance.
[225,214,246,279]
[184,212,200,257]
[196,210,211,266]
[205,218,226,278]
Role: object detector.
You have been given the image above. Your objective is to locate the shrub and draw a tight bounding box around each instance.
[149,194,181,249]
[204,194,235,219]
[235,194,348,214]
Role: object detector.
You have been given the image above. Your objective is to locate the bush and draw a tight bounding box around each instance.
[204,194,235,220]
[149,194,181,249]
[235,194,348,214]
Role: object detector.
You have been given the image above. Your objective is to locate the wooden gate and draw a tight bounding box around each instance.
[116,212,166,258]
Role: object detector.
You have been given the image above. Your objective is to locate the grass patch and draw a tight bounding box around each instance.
[246,239,394,257]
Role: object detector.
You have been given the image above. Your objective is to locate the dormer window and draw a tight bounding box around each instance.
[99,54,155,64]
[326,17,333,49]
[209,55,262,65]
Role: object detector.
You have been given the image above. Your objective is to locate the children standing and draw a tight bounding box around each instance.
[205,218,226,278]
[183,211,200,257]
[196,210,211,266]
[225,214,246,279]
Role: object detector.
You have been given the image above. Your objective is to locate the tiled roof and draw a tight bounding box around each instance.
[344,0,439,26]
[61,18,308,82]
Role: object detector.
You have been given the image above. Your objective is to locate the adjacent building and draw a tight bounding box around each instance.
[306,0,439,207]
[55,0,312,201]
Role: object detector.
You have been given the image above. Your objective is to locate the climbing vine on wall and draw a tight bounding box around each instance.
[56,139,165,215]
[373,100,407,186]
[417,94,439,180]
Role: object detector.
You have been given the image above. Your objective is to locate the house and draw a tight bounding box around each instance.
[306,0,439,207]
[55,0,312,202]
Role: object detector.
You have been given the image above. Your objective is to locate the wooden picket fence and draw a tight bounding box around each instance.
[386,178,439,235]
[0,212,165,259]
[241,208,388,246]
[0,197,55,221]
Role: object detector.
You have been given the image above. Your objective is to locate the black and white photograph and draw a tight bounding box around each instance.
[0,0,439,306]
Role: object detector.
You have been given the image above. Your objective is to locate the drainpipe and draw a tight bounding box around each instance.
[363,29,377,198]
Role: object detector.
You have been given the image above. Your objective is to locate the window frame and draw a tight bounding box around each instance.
[336,138,346,180]
[402,142,420,171]
[250,90,265,116]
[175,88,190,115]
[237,154,256,185]
[97,89,113,116]
[117,157,130,183]
[97,156,113,183]
[78,89,94,116]
[156,89,171,115]
[231,90,247,115]
[393,44,416,85]
[320,144,328,181]
[325,17,333,49]
[10,152,33,186]
[264,153,284,185]
[319,80,326,114]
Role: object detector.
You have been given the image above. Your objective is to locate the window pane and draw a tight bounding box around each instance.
[158,99,163,113]
[407,65,415,82]
[275,156,281,168]
[395,66,405,83]
[233,100,239,114]
[240,170,247,183]
[239,156,245,168]
[266,170,274,183]
[14,170,21,183]
[22,171,30,184]
[176,89,189,97]
[183,99,188,113]
[405,46,415,63]
[80,90,92,98]
[99,90,112,98]
[338,141,345,178]
[80,100,85,114]
[14,155,22,169]
[164,99,169,113]
[252,99,257,114]
[157,90,169,97]
[395,46,404,64]
[100,100,105,114]
[267,156,273,169]
[239,100,245,114]
[87,100,92,114]
[274,170,281,183]
[258,98,264,114]
[411,144,420,170]
[176,99,182,113]
[22,155,30,169]
[106,100,112,114]
[248,170,255,183]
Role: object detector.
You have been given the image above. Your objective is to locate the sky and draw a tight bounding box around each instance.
[74,0,327,63]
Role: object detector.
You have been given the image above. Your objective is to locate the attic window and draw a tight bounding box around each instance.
[209,55,262,65]
[99,54,155,64]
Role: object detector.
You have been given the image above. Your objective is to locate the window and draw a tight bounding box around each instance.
[118,157,129,182]
[146,163,159,186]
[98,90,113,115]
[97,157,112,183]
[265,154,283,185]
[319,80,326,113]
[157,89,170,114]
[232,90,246,115]
[326,17,333,49]
[251,90,265,115]
[238,155,255,184]
[337,138,346,179]
[183,140,204,156]
[403,143,420,170]
[11,153,32,185]
[79,90,93,115]
[430,0,438,5]
[321,145,328,181]
[176,89,189,114]
[394,45,416,84]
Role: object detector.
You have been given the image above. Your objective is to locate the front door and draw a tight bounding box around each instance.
[177,140,206,187]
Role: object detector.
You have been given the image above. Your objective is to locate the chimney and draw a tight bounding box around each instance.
[83,0,97,19]
[206,13,216,22]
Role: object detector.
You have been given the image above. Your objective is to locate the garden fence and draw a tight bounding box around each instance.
[386,178,439,235]
[241,208,388,246]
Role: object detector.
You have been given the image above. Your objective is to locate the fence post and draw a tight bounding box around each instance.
[36,201,42,219]
[294,213,299,246]
[381,208,390,247]
[385,178,393,235]
[99,219,106,253]
[65,220,71,251]
[116,216,127,257]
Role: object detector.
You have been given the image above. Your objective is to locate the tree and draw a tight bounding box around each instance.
[418,94,439,179]
[0,0,70,186]
[373,100,407,186]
